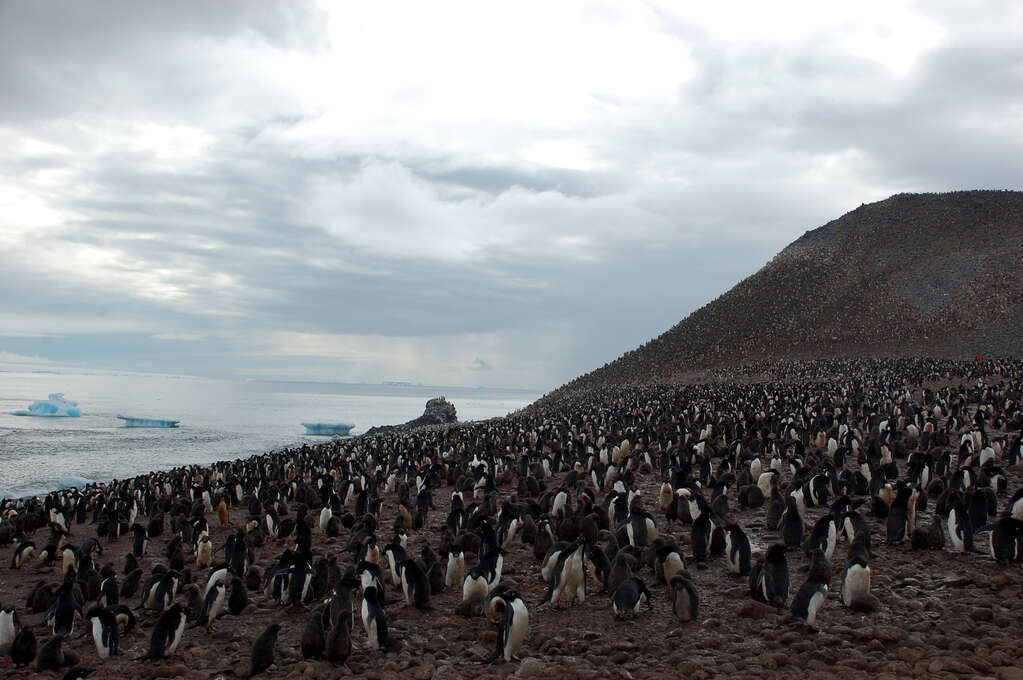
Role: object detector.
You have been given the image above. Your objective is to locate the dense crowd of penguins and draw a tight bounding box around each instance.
[1,357,1022,678]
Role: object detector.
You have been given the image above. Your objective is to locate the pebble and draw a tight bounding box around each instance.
[970,607,994,622]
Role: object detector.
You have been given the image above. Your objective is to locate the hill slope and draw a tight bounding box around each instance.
[561,190,1023,390]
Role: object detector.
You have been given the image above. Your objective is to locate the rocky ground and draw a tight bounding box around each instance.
[1,447,1022,680]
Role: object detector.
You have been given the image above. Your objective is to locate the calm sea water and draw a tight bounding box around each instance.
[0,370,540,499]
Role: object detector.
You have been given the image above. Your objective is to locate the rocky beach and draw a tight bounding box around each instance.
[1,357,1021,680]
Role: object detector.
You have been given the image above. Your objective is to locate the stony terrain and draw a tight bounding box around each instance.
[1,357,1022,680]
[559,191,1023,392]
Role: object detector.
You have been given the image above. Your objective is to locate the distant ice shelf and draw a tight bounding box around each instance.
[58,475,94,490]
[302,422,355,436]
[13,393,81,417]
[117,414,180,428]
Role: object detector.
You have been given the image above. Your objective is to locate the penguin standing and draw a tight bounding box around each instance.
[947,502,976,553]
[886,485,911,543]
[461,567,489,616]
[36,633,76,672]
[399,559,431,611]
[543,540,586,608]
[10,540,35,569]
[228,576,249,615]
[780,496,804,549]
[724,524,752,576]
[445,547,465,588]
[10,627,37,665]
[138,603,187,660]
[977,517,1023,565]
[194,582,227,632]
[0,605,17,650]
[612,577,652,618]
[85,607,120,658]
[750,544,789,607]
[841,530,878,612]
[669,572,699,622]
[790,549,830,626]
[361,585,390,650]
[46,582,83,636]
[301,607,325,660]
[250,623,280,675]
[483,588,529,664]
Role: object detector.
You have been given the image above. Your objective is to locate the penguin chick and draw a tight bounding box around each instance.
[250,623,280,676]
[669,573,699,622]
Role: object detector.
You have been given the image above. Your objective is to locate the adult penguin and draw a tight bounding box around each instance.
[976,517,1023,565]
[612,577,652,618]
[193,582,227,632]
[725,523,752,576]
[750,544,789,608]
[361,585,390,650]
[250,623,281,675]
[542,539,586,608]
[10,539,35,569]
[669,572,699,622]
[85,607,120,658]
[482,588,529,664]
[445,547,466,588]
[399,559,431,611]
[886,485,911,543]
[947,502,976,553]
[806,514,839,562]
[780,495,803,550]
[841,530,878,612]
[138,603,187,660]
[0,605,17,650]
[46,582,83,636]
[790,548,830,626]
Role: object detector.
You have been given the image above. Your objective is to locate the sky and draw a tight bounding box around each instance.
[1,1,1021,391]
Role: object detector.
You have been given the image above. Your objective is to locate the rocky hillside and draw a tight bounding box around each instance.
[560,190,1023,390]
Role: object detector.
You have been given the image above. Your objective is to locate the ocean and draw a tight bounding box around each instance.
[0,369,540,499]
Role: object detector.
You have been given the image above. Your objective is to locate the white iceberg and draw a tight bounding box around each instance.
[13,393,81,417]
[302,422,355,436]
[117,414,180,428]
[58,475,94,490]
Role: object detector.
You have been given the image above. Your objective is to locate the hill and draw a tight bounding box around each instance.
[558,190,1023,390]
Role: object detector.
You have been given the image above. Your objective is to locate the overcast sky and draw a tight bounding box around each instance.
[1,1,1021,390]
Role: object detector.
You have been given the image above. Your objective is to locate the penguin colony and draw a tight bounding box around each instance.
[0,356,1022,678]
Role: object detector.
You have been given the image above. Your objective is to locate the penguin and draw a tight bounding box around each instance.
[445,547,466,588]
[138,603,187,660]
[98,576,118,607]
[947,502,976,553]
[612,576,652,618]
[250,623,280,675]
[193,582,227,632]
[886,485,911,543]
[691,512,711,564]
[10,627,36,666]
[228,576,249,615]
[36,633,76,672]
[976,517,1023,565]
[790,548,830,626]
[0,605,17,650]
[669,572,699,622]
[725,523,752,576]
[750,544,789,608]
[841,530,877,612]
[130,524,148,557]
[85,607,120,658]
[361,585,390,650]
[46,582,83,636]
[654,541,686,584]
[301,607,326,659]
[10,540,35,569]
[543,539,586,608]
[107,603,137,633]
[195,535,213,569]
[399,559,431,611]
[325,609,353,663]
[461,567,489,615]
[806,515,838,562]
[780,495,804,549]
[583,543,612,592]
[482,588,529,664]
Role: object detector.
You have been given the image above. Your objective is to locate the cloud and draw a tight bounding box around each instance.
[467,357,492,372]
[0,1,1020,389]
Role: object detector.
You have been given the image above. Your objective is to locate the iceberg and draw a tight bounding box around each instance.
[58,475,94,490]
[302,422,355,436]
[13,393,81,417]
[117,414,180,428]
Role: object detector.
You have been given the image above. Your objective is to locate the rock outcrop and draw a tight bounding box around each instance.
[365,397,458,435]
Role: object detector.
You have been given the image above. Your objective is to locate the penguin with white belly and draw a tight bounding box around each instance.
[85,607,121,658]
[790,548,830,626]
[482,588,529,663]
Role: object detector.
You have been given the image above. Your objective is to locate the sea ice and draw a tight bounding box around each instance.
[117,415,180,428]
[12,393,81,417]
